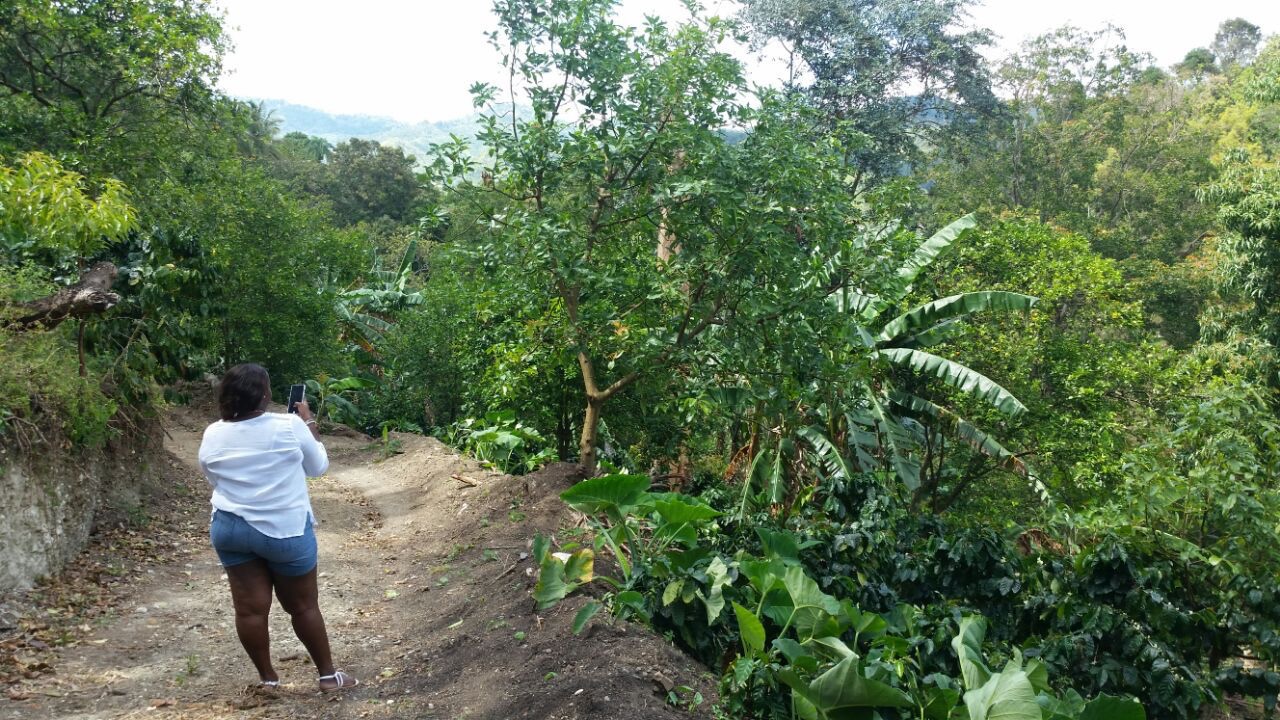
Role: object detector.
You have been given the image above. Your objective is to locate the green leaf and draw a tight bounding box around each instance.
[740,557,786,595]
[951,616,992,690]
[890,392,1046,504]
[756,527,804,565]
[1080,695,1145,720]
[792,690,821,720]
[896,214,976,287]
[1024,659,1050,694]
[733,601,766,655]
[962,664,1040,720]
[533,556,570,610]
[865,214,976,316]
[808,653,914,712]
[810,635,856,660]
[614,590,647,620]
[654,496,721,524]
[663,580,684,606]
[877,348,1027,418]
[781,565,841,639]
[532,533,550,566]
[698,556,732,624]
[572,601,602,635]
[560,473,651,520]
[1038,689,1085,720]
[797,426,853,483]
[866,392,922,490]
[877,291,1038,345]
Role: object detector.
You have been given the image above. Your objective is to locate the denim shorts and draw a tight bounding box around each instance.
[209,510,318,576]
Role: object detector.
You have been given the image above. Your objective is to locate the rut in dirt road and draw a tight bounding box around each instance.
[2,409,715,720]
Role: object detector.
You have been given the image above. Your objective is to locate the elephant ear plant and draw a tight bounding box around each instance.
[533,474,1147,719]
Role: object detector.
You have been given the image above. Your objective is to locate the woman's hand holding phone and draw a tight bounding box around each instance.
[294,400,313,422]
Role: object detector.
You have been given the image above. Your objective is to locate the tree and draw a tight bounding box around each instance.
[924,26,1222,345]
[1176,48,1218,78]
[431,0,880,474]
[739,0,997,192]
[235,100,282,159]
[327,138,421,226]
[0,0,226,173]
[1200,151,1280,360]
[919,217,1174,509]
[0,152,138,379]
[280,131,333,163]
[1212,18,1262,71]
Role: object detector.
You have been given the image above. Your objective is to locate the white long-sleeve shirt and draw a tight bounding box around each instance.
[197,412,328,538]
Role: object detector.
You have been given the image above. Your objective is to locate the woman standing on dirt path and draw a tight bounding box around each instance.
[198,363,359,693]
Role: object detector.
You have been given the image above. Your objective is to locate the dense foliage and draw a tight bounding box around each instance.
[4,0,1280,717]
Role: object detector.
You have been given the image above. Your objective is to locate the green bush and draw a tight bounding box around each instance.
[446,410,558,475]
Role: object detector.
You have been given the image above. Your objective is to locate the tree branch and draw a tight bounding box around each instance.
[7,262,120,331]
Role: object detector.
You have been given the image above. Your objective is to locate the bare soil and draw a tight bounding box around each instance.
[1,399,716,719]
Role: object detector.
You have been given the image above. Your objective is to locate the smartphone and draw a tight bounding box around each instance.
[287,384,306,414]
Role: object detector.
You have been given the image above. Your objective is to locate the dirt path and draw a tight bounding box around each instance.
[1,404,714,719]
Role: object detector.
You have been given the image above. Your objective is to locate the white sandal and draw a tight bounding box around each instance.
[318,670,358,692]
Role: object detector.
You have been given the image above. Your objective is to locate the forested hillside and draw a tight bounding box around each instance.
[249,98,509,162]
[3,0,1280,718]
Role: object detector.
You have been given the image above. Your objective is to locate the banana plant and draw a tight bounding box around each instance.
[733,215,1045,519]
[331,237,424,352]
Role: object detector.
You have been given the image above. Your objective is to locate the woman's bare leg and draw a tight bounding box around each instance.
[272,567,339,686]
[225,559,278,683]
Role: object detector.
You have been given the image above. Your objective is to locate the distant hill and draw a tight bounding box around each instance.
[251,99,747,162]
[251,99,507,162]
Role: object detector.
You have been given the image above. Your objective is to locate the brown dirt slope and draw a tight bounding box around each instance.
[0,401,716,719]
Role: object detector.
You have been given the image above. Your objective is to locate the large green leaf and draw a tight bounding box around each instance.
[696,556,732,624]
[807,654,914,714]
[897,215,976,284]
[864,214,976,317]
[572,601,602,635]
[951,616,992,690]
[797,425,853,482]
[733,601,766,655]
[963,663,1041,720]
[780,565,841,640]
[877,348,1027,418]
[891,393,1029,474]
[866,392,922,490]
[1079,695,1146,720]
[653,496,721,524]
[756,526,814,565]
[560,473,651,520]
[740,557,787,595]
[1037,689,1086,720]
[533,555,570,609]
[892,393,1052,504]
[876,291,1038,345]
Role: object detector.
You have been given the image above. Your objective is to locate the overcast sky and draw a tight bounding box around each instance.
[216,0,1280,124]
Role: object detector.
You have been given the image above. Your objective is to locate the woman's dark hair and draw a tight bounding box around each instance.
[218,363,271,421]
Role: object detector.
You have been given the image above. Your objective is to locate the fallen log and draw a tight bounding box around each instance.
[7,262,120,331]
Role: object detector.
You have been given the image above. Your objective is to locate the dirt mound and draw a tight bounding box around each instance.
[1,404,715,719]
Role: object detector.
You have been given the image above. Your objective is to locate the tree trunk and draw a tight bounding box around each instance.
[552,399,573,456]
[8,262,119,331]
[578,395,604,476]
